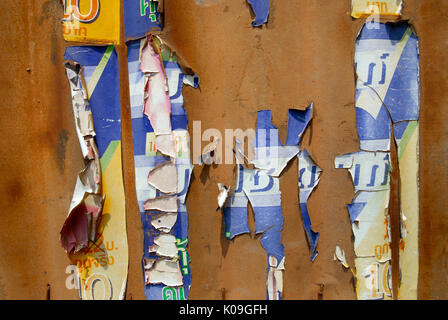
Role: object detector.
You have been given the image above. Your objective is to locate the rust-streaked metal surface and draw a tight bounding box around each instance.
[0,0,446,300]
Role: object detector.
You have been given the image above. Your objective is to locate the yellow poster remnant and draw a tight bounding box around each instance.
[62,0,121,44]
[351,0,403,19]
[397,121,419,300]
[71,141,128,300]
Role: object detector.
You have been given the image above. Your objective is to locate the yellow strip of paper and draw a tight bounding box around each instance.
[397,122,419,300]
[351,0,403,19]
[70,141,128,300]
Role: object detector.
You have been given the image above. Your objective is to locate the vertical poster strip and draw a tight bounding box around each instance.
[223,106,314,300]
[336,21,419,300]
[63,46,129,299]
[297,149,321,262]
[396,121,419,299]
[62,0,121,44]
[127,37,198,300]
[334,152,393,300]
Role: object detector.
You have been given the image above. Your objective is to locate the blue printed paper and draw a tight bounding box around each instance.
[128,38,197,300]
[224,104,316,300]
[336,22,420,300]
[63,46,128,300]
[124,0,163,41]
[247,0,270,27]
[297,149,321,261]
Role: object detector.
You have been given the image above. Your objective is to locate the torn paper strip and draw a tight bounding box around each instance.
[242,166,285,300]
[334,246,349,269]
[267,256,285,301]
[298,149,321,261]
[336,21,419,300]
[247,0,270,27]
[128,37,198,300]
[351,0,403,19]
[335,151,392,298]
[61,61,104,255]
[224,151,284,300]
[350,190,391,260]
[223,106,313,300]
[358,22,419,300]
[62,46,128,300]
[395,121,419,299]
[141,36,172,133]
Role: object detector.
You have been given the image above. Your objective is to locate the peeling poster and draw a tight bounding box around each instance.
[298,149,321,261]
[223,104,318,300]
[336,22,419,300]
[62,46,128,300]
[128,35,199,300]
[247,0,270,27]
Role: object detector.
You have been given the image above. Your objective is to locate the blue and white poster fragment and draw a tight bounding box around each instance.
[335,22,419,300]
[247,0,270,27]
[223,104,320,300]
[128,36,198,300]
[124,0,163,41]
[298,149,321,261]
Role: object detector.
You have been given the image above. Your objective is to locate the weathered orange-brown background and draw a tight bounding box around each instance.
[0,0,446,300]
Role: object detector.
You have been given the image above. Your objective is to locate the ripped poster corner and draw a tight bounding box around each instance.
[351,0,403,19]
[336,21,419,300]
[61,60,104,256]
[247,0,270,27]
[128,35,199,300]
[222,103,317,300]
[61,46,128,300]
